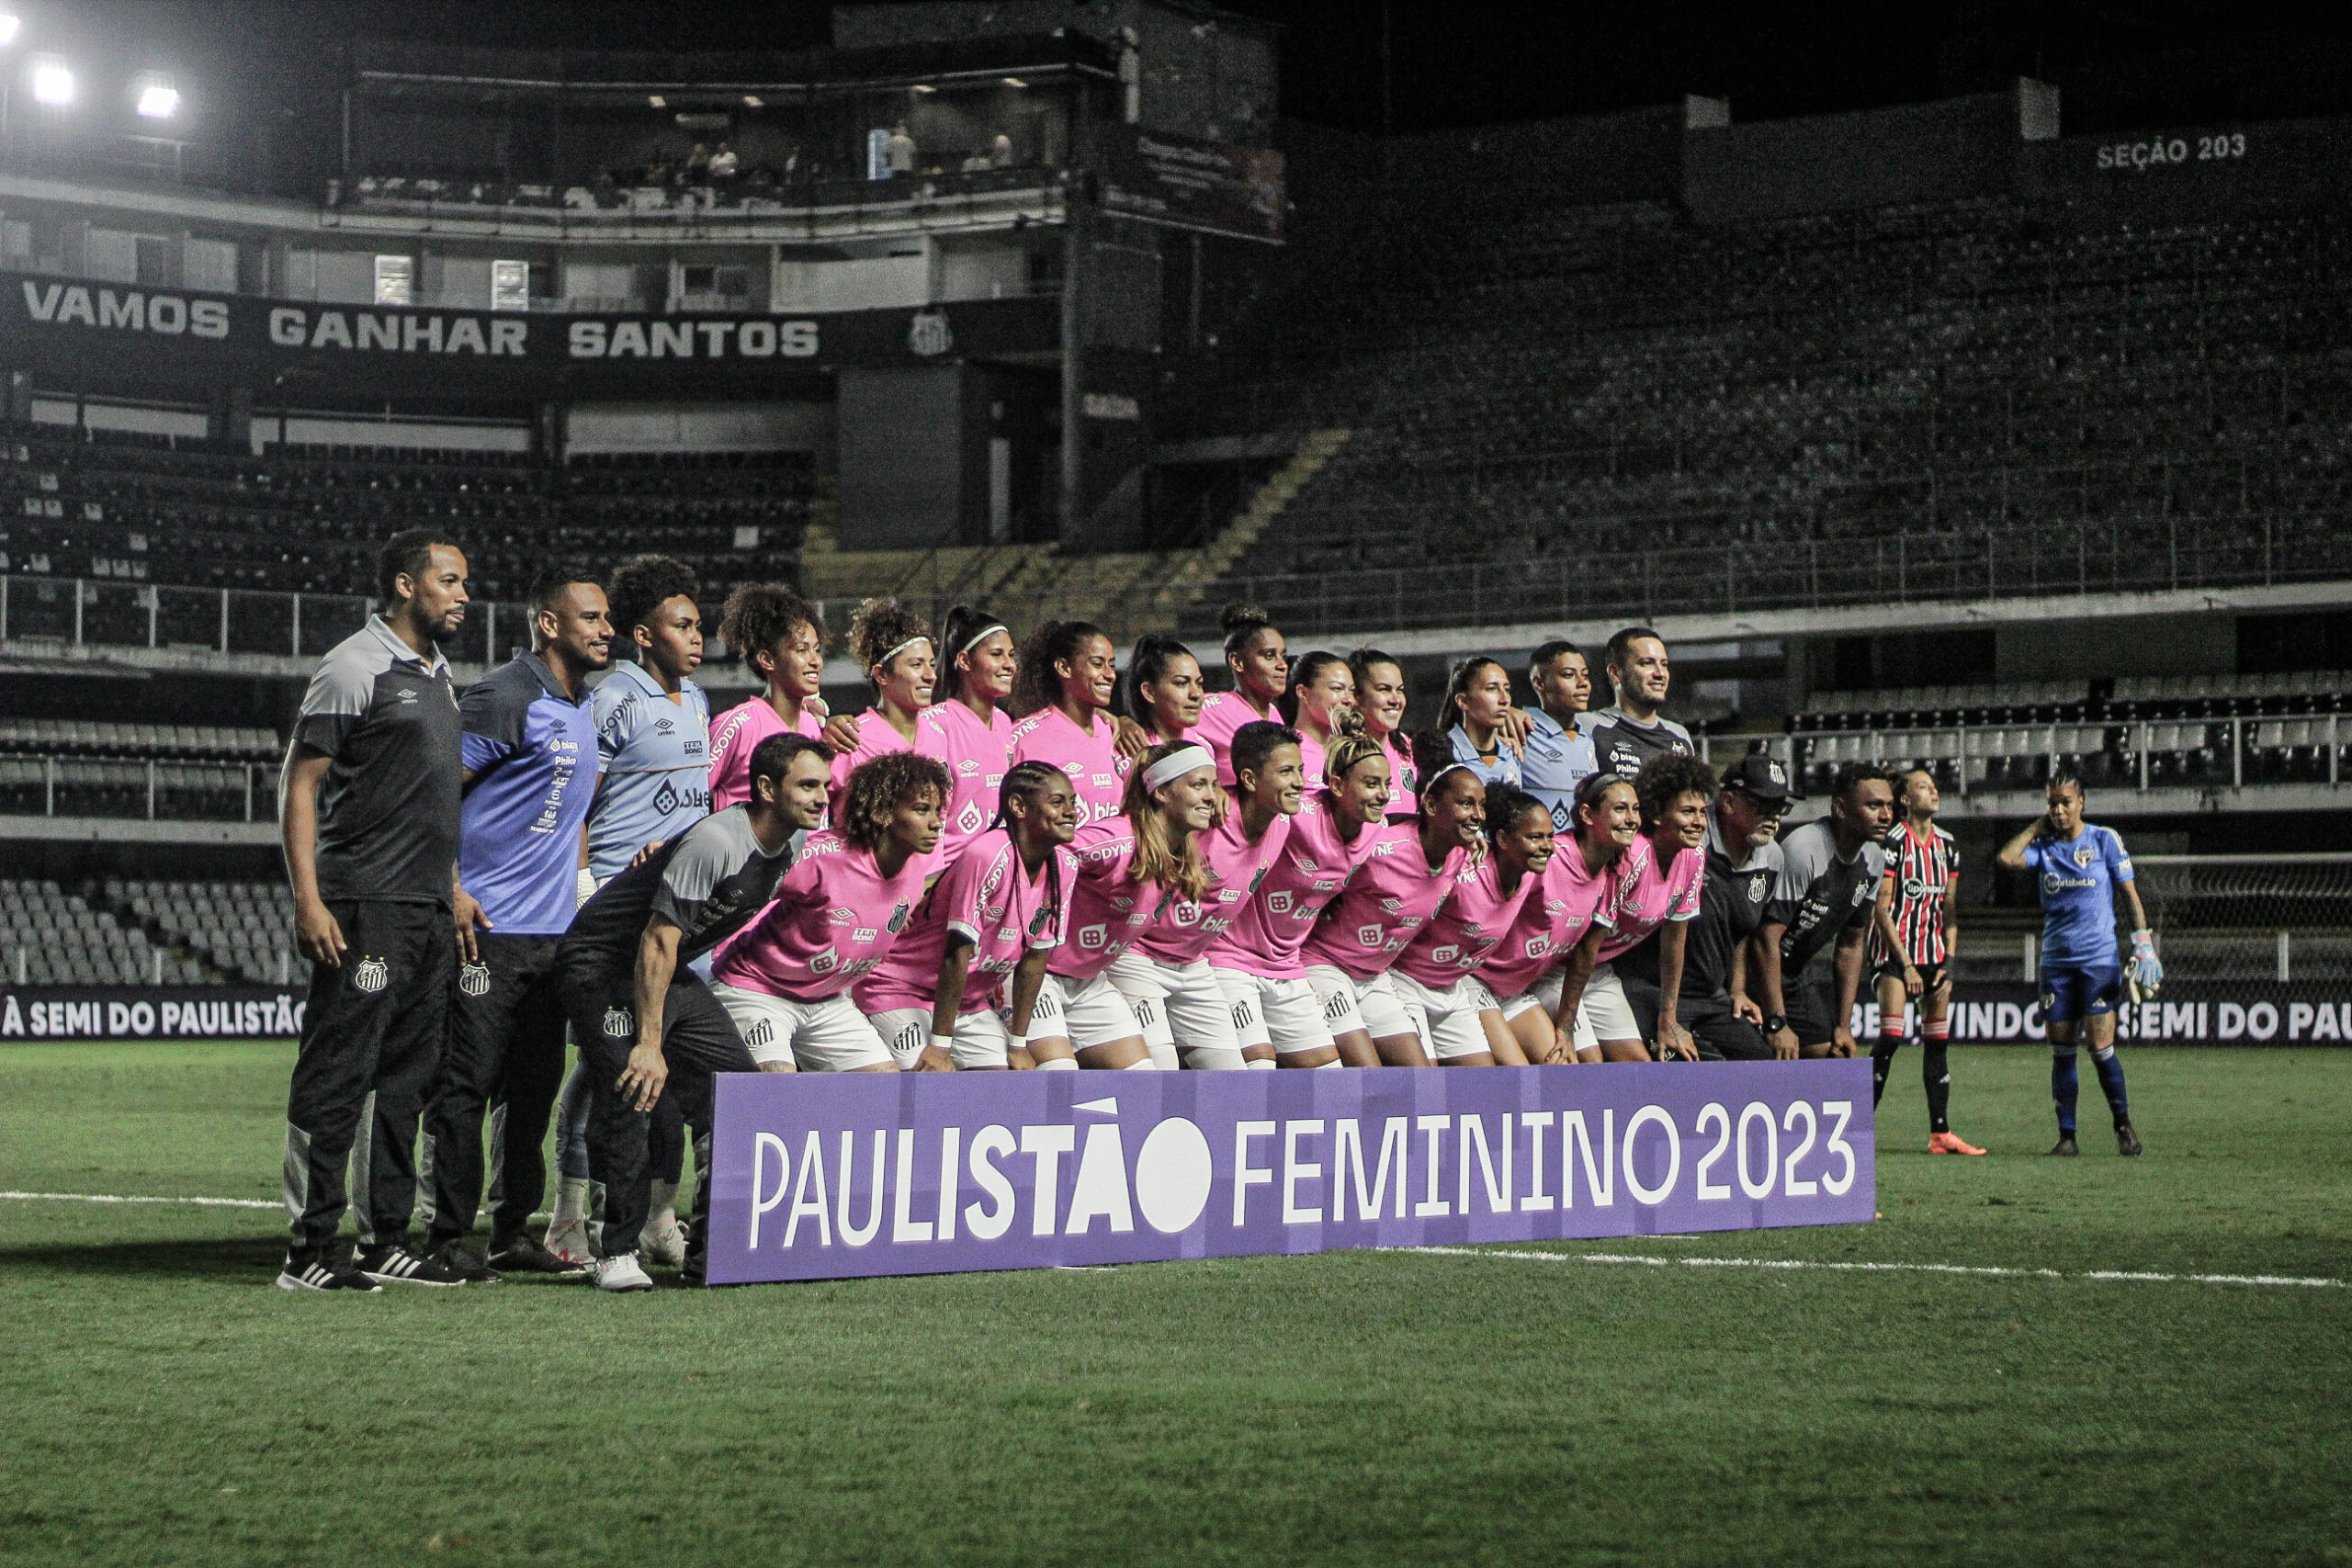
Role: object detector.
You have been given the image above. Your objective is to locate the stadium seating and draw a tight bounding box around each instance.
[0,877,209,986]
[110,878,297,987]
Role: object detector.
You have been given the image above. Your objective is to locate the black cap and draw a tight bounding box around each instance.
[1720,750,1794,803]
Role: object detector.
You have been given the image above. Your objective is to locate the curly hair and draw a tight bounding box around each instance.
[1635,751,1719,828]
[846,596,932,680]
[1010,619,1110,719]
[718,582,821,678]
[837,752,952,852]
[1120,739,1213,904]
[605,554,698,638]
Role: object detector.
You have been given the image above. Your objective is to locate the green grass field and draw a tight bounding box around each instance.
[2,1043,2346,1567]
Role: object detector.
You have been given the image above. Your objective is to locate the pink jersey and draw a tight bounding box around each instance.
[1480,842,1621,999]
[1294,730,1329,793]
[1133,807,1291,965]
[1008,705,1127,828]
[915,699,1016,866]
[1054,820,1165,982]
[827,708,916,815]
[1374,731,1420,818]
[1193,690,1279,786]
[1211,795,1388,979]
[711,831,925,1002]
[1597,834,1704,964]
[707,696,820,811]
[1391,852,1544,988]
[858,829,1075,1014]
[1302,824,1466,979]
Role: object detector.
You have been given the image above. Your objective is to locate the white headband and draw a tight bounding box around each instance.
[959,622,1009,656]
[876,635,933,671]
[1143,745,1215,792]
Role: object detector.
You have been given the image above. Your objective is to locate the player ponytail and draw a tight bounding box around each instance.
[1010,619,1110,719]
[935,604,1012,704]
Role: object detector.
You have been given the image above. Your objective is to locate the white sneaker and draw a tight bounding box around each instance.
[640,1216,688,1269]
[593,1254,654,1292]
[544,1215,597,1269]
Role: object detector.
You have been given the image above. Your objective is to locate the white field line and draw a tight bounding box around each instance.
[1406,1246,2344,1290]
[2,1189,281,1211]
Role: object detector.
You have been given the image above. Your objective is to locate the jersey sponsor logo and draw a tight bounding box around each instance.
[1170,903,1204,927]
[956,802,988,833]
[1358,923,1383,947]
[1078,923,1110,951]
[603,1006,633,1038]
[350,955,389,993]
[1431,943,1461,965]
[854,927,878,943]
[809,946,840,976]
[1295,855,1319,873]
[2043,872,2097,896]
[1903,876,1927,899]
[458,961,490,998]
[1524,935,1551,959]
[1268,891,1295,916]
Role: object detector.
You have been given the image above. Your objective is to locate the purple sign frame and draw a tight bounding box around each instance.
[705,1063,1875,1284]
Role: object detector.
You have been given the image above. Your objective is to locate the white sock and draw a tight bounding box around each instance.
[1148,1041,1181,1071]
[1245,1057,1276,1071]
[550,1175,589,1229]
[642,1179,680,1238]
[1122,1057,1160,1069]
[1035,1057,1080,1072]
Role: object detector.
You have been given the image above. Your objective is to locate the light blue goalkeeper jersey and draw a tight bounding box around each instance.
[586,660,711,883]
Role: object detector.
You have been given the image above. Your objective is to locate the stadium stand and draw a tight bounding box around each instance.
[0,878,204,986]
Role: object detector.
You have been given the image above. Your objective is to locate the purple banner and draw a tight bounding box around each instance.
[705,1062,1875,1285]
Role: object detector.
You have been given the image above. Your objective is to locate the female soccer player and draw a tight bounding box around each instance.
[828,598,934,810]
[917,605,1020,868]
[1445,657,1523,787]
[1581,754,1713,1062]
[858,762,1078,1069]
[1348,647,1419,815]
[1996,773,2154,1156]
[1026,741,1223,1069]
[707,583,840,810]
[1276,650,1356,790]
[1112,721,1304,1067]
[1210,731,1393,1066]
[1521,638,1600,833]
[1121,632,1206,745]
[1388,777,1554,1066]
[1008,619,1127,827]
[1194,602,1288,785]
[1493,771,1635,1066]
[1301,734,1487,1067]
[707,753,948,1072]
[1871,767,1983,1154]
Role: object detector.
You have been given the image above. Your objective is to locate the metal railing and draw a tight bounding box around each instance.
[0,756,269,822]
[0,575,530,667]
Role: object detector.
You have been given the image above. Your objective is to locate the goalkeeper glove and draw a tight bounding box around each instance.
[2128,929,2164,998]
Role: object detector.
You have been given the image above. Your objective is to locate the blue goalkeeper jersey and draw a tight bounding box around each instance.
[2022,824,2133,968]
[587,660,711,883]
[458,651,598,935]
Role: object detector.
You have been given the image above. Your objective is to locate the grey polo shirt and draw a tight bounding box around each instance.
[293,615,464,907]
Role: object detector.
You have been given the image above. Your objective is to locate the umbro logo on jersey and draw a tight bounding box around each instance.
[957,758,981,775]
[827,907,858,927]
[395,690,418,705]
[603,1007,633,1038]
[350,956,389,993]
[458,961,490,997]
[1380,897,1405,915]
[655,718,674,734]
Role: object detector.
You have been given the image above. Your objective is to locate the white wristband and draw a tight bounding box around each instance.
[930,1032,956,1058]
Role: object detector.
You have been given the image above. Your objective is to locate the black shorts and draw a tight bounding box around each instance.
[1619,979,1773,1062]
[1872,958,1949,993]
[1781,976,1845,1049]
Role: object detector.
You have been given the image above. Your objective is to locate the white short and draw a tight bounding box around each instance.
[1495,965,1565,1023]
[868,1007,1016,1070]
[709,983,895,1072]
[1303,964,1419,1041]
[1212,967,1331,1056]
[1028,972,1146,1052]
[1385,970,1503,1061]
[1575,963,1640,1049]
[1107,952,1243,1055]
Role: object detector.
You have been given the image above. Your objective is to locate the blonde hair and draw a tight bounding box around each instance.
[1122,740,1212,904]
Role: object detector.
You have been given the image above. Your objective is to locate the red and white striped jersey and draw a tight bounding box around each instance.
[1871,819,1959,967]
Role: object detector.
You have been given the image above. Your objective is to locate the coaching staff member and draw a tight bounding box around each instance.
[277,529,480,1292]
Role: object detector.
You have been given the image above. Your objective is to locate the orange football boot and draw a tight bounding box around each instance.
[1928,1131,1987,1156]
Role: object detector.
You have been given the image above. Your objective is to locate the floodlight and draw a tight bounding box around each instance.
[742,94,763,107]
[0,16,20,47]
[29,53,71,106]
[648,94,665,107]
[1002,77,1026,88]
[910,83,935,94]
[134,73,178,118]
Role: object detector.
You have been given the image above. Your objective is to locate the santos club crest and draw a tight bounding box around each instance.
[603,1007,633,1038]
[458,961,490,998]
[350,955,389,993]
[909,309,954,356]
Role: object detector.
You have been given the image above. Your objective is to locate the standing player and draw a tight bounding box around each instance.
[919,606,1020,867]
[1587,626,1695,782]
[1122,633,1206,746]
[277,528,473,1292]
[1754,762,1894,1060]
[418,570,611,1282]
[1444,657,1523,786]
[546,554,708,1269]
[1997,774,2156,1156]
[707,583,841,810]
[558,732,831,1291]
[1520,639,1600,832]
[1194,603,1288,785]
[827,598,935,812]
[1008,620,1127,827]
[1347,648,1419,813]
[1873,769,1984,1155]
[1276,651,1356,791]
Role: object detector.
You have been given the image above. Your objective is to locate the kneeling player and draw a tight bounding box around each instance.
[556,732,830,1290]
[1997,773,2156,1156]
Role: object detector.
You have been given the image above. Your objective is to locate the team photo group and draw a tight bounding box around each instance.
[277,526,2160,1293]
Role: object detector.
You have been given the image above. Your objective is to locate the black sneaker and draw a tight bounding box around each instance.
[427,1238,502,1284]
[276,1254,381,1292]
[488,1233,588,1278]
[2115,1121,2143,1157]
[355,1241,466,1287]
[2049,1134,2080,1157]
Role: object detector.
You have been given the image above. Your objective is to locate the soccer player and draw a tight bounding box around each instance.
[1997,774,2156,1156]
[1873,768,1984,1154]
[1194,603,1288,785]
[1616,752,1788,1062]
[557,731,831,1290]
[417,570,611,1283]
[827,598,935,811]
[1026,740,1222,1069]
[1347,648,1419,813]
[277,528,472,1292]
[708,753,947,1072]
[1210,731,1393,1066]
[1276,650,1356,791]
[1754,761,1894,1060]
[547,554,709,1269]
[707,583,844,810]
[918,605,1019,867]
[1520,639,1600,833]
[1122,632,1206,745]
[1488,771,1630,1066]
[1445,657,1522,786]
[1113,720,1303,1068]
[1578,754,1713,1062]
[1301,734,1486,1067]
[1008,620,1127,827]
[1587,626,1695,782]
[859,762,1077,1069]
[1389,781,1555,1066]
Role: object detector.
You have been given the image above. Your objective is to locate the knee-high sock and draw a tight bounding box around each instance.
[2051,1047,2079,1134]
[1871,1033,1902,1108]
[1922,1020,1951,1134]
[2089,1043,2129,1122]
